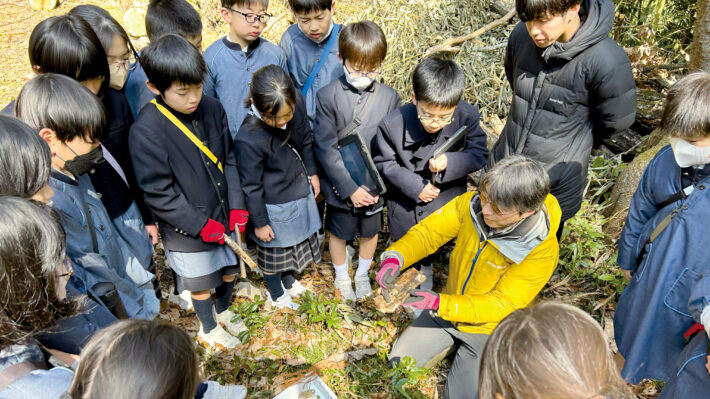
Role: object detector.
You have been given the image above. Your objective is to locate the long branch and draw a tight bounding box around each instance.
[423,8,517,57]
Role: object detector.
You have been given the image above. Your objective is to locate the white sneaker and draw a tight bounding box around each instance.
[284,280,309,298]
[202,381,247,399]
[214,308,248,340]
[199,324,240,349]
[334,278,357,303]
[266,292,299,310]
[354,274,372,299]
[420,265,434,291]
[168,289,192,310]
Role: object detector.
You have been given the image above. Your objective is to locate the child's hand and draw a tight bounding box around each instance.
[255,225,275,242]
[200,219,226,244]
[229,209,249,233]
[145,224,159,245]
[418,183,440,203]
[310,175,320,198]
[429,154,448,173]
[350,187,378,207]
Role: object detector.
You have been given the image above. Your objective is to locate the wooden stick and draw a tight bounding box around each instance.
[223,234,258,272]
[423,8,517,57]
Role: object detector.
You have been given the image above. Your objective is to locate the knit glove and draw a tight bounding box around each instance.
[200,218,225,244]
[376,257,401,290]
[229,209,249,233]
[403,290,440,310]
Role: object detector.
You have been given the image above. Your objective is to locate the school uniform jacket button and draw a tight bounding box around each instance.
[417,210,423,216]
[217,182,222,187]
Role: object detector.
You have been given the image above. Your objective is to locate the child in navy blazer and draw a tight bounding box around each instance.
[130,35,249,349]
[236,65,321,310]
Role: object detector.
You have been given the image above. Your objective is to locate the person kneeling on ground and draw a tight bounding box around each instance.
[479,302,635,399]
[376,155,561,399]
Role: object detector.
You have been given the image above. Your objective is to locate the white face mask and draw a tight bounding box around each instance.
[109,66,129,90]
[343,66,374,91]
[669,137,710,167]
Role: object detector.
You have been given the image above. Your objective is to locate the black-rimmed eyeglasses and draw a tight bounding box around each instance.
[226,7,271,24]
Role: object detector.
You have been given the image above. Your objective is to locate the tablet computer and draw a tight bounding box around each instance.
[337,133,387,196]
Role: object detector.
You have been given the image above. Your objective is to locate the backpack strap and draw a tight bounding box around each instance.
[150,99,224,173]
[301,24,341,97]
[337,82,379,139]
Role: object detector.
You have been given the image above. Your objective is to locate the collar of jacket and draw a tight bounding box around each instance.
[469,194,550,264]
[221,36,262,57]
[541,0,613,63]
[243,113,294,142]
[51,168,79,186]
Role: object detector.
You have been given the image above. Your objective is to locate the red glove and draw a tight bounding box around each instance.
[229,209,249,233]
[200,218,225,244]
[403,290,440,310]
[376,258,401,290]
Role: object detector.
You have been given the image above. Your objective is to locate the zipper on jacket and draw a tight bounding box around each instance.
[455,241,488,328]
[461,242,488,295]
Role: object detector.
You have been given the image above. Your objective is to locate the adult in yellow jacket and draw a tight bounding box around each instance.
[376,155,561,399]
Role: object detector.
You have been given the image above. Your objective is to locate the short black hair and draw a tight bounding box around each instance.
[15,73,106,143]
[412,57,465,108]
[0,115,52,198]
[141,34,207,93]
[28,14,109,94]
[146,0,203,41]
[339,21,387,70]
[660,72,710,140]
[288,0,332,14]
[222,0,269,9]
[515,0,582,22]
[69,5,138,60]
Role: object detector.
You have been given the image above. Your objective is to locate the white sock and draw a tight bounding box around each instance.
[356,257,372,277]
[333,261,349,281]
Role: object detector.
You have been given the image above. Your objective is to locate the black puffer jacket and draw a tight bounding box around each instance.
[489,0,636,222]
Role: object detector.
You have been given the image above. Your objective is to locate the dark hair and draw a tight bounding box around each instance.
[0,116,52,198]
[247,64,297,121]
[146,0,203,41]
[15,73,106,143]
[481,155,550,213]
[0,196,78,349]
[141,34,207,93]
[412,57,465,108]
[28,14,110,94]
[515,0,582,22]
[222,0,269,9]
[288,0,332,14]
[660,72,710,140]
[339,21,387,70]
[68,5,138,60]
[68,320,200,399]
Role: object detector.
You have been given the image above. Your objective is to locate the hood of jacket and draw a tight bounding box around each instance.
[469,194,551,264]
[543,0,614,63]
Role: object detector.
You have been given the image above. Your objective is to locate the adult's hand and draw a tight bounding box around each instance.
[376,257,401,290]
[403,289,440,310]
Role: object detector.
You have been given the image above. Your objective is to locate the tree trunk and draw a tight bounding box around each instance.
[690,0,710,72]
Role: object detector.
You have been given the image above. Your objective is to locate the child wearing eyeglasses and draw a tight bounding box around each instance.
[313,21,400,302]
[203,0,287,139]
[372,57,488,292]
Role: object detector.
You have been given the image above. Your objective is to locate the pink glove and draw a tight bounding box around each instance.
[229,209,249,233]
[403,290,440,310]
[200,218,225,244]
[376,258,401,290]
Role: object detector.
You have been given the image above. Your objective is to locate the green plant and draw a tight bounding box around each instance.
[229,295,268,343]
[297,291,344,329]
[385,356,429,398]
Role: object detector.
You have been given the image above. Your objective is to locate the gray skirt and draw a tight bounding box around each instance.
[165,237,238,292]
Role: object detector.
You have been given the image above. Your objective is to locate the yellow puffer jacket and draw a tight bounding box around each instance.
[387,191,561,334]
